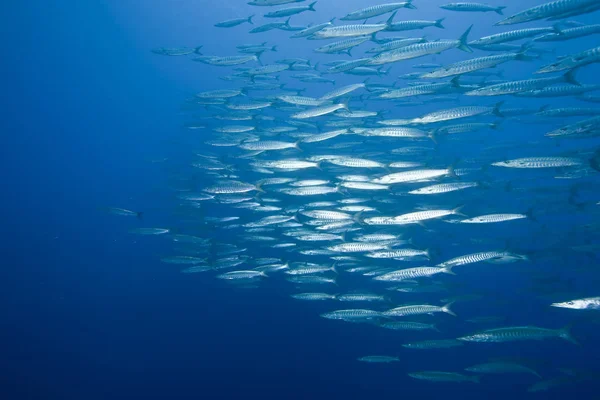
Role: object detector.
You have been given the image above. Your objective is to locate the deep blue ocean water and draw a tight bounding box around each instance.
[4,1,600,399]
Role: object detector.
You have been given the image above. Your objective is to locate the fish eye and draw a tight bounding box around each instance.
[567,301,574,305]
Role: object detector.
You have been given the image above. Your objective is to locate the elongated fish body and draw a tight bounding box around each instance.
[250,21,290,33]
[248,0,306,5]
[328,242,390,253]
[290,180,330,187]
[291,18,335,38]
[551,296,600,309]
[466,72,578,96]
[437,251,514,267]
[292,103,348,119]
[301,210,352,220]
[496,0,600,26]
[465,362,541,377]
[281,186,338,196]
[492,157,582,168]
[409,182,477,195]
[264,2,316,18]
[319,83,365,101]
[314,36,372,54]
[421,52,528,79]
[372,168,453,184]
[217,270,266,280]
[204,181,260,194]
[403,339,464,349]
[240,140,298,151]
[517,84,600,98]
[381,321,438,331]
[389,208,463,224]
[246,63,290,76]
[403,104,501,125]
[326,157,385,168]
[278,95,325,106]
[314,23,388,39]
[440,2,506,14]
[215,16,254,28]
[537,107,600,117]
[458,326,576,343]
[341,2,416,21]
[302,129,348,143]
[535,24,600,41]
[199,55,259,67]
[196,89,242,98]
[341,182,389,190]
[358,356,399,363]
[326,58,372,73]
[337,293,387,302]
[374,266,450,281]
[366,248,429,259]
[545,116,600,137]
[470,27,555,47]
[366,37,426,54]
[383,303,456,317]
[370,32,471,65]
[387,19,445,31]
[537,46,600,73]
[460,213,527,223]
[320,309,383,321]
[434,122,499,134]
[253,160,319,170]
[291,292,337,301]
[151,47,201,56]
[378,81,460,99]
[409,371,479,383]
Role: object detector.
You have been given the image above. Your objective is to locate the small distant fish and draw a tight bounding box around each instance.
[440,3,506,14]
[408,371,480,383]
[358,355,400,363]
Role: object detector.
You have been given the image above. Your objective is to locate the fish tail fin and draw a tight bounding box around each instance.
[294,140,303,152]
[248,15,254,24]
[329,17,336,23]
[136,212,144,220]
[194,46,203,55]
[450,76,461,88]
[457,25,473,52]
[564,68,580,86]
[255,182,265,193]
[525,207,537,222]
[442,302,457,317]
[443,265,456,275]
[284,17,291,27]
[386,11,397,26]
[405,0,417,9]
[309,1,317,11]
[495,6,506,15]
[340,231,346,242]
[453,204,466,217]
[272,45,278,52]
[447,164,457,178]
[370,32,379,43]
[331,263,338,274]
[560,324,578,345]
[435,18,445,29]
[492,101,505,117]
[353,211,365,225]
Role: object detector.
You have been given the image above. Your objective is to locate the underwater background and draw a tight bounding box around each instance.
[4,1,600,399]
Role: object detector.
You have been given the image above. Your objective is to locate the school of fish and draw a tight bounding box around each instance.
[130,0,600,393]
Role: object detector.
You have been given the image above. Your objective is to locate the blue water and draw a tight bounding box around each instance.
[4,1,600,399]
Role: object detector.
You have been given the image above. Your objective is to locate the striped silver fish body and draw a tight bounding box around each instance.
[460,213,527,223]
[437,251,509,267]
[370,40,460,65]
[496,0,600,25]
[383,304,446,317]
[422,53,521,78]
[492,157,582,168]
[546,116,600,137]
[417,106,495,124]
[408,182,477,194]
[314,23,387,38]
[374,267,445,281]
[321,309,383,320]
[458,326,572,343]
[467,75,565,96]
[535,24,600,41]
[341,2,415,20]
[314,36,372,54]
[470,27,555,46]
[367,38,426,54]
[537,46,600,73]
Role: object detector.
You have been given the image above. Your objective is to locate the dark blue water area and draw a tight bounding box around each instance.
[3,1,600,399]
